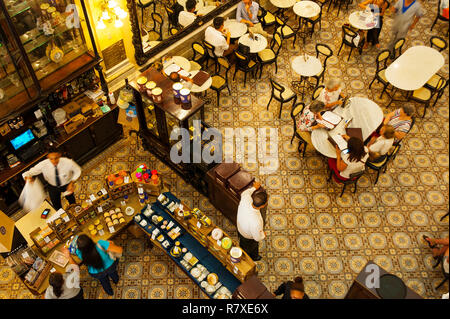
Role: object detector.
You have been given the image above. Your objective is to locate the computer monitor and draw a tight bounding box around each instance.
[10,129,36,151]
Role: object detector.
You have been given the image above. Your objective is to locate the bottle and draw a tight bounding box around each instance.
[108,92,116,105]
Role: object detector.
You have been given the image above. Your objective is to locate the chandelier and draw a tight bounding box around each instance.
[97,0,128,29]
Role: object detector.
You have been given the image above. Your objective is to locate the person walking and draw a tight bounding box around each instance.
[359,0,389,49]
[236,181,267,261]
[387,0,424,58]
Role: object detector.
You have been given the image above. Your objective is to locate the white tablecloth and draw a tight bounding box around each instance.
[270,0,296,8]
[348,11,376,30]
[224,19,248,38]
[238,33,268,53]
[291,55,323,77]
[293,1,321,18]
[163,56,192,74]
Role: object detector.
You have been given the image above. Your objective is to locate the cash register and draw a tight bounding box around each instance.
[10,129,43,163]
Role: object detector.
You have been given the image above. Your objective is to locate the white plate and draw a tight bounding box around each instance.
[179,70,191,78]
[125,206,135,216]
[164,63,181,76]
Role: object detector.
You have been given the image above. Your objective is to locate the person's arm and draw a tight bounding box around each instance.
[22,161,45,181]
[383,111,395,125]
[359,0,371,10]
[274,282,287,296]
[236,3,243,23]
[335,146,348,172]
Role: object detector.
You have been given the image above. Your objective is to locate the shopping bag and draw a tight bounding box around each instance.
[18,179,46,213]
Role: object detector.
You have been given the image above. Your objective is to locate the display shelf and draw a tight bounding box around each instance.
[7,2,31,18]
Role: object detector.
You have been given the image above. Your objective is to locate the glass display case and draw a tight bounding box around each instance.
[0,0,99,120]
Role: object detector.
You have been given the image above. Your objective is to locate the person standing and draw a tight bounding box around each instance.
[236,0,268,37]
[274,276,310,299]
[236,181,267,261]
[359,0,389,49]
[387,0,424,57]
[22,147,81,210]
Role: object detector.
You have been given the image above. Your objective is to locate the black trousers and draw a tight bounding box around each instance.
[366,16,383,45]
[48,183,75,210]
[238,233,260,260]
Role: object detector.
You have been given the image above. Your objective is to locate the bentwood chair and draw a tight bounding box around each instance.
[327,0,352,16]
[169,27,179,36]
[311,43,333,88]
[410,77,447,118]
[275,16,297,49]
[257,32,283,78]
[203,40,219,73]
[267,78,297,119]
[368,49,391,98]
[233,51,258,88]
[258,6,276,28]
[311,85,324,101]
[425,73,448,93]
[146,12,163,41]
[338,25,365,62]
[191,42,207,67]
[165,4,178,32]
[305,1,324,36]
[210,57,232,106]
[290,102,309,158]
[366,143,401,185]
[430,36,448,52]
[431,0,449,33]
[328,169,366,197]
[137,0,156,26]
[392,38,405,60]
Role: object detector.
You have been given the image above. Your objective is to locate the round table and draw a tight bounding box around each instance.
[270,0,296,8]
[311,97,384,158]
[293,0,321,18]
[197,5,216,16]
[291,55,323,77]
[188,70,213,93]
[348,11,376,30]
[163,56,191,74]
[238,33,268,54]
[223,19,248,38]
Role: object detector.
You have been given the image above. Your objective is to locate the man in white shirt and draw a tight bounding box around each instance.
[204,16,237,57]
[22,147,81,210]
[367,125,395,162]
[236,181,268,261]
[236,0,268,37]
[179,0,197,28]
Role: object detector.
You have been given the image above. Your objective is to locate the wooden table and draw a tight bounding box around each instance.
[311,97,384,158]
[348,11,376,30]
[238,33,268,53]
[224,19,248,38]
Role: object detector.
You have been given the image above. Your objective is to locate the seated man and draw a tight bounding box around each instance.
[179,0,197,28]
[205,17,237,57]
[236,0,268,38]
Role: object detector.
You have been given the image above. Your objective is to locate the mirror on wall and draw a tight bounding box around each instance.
[127,0,239,65]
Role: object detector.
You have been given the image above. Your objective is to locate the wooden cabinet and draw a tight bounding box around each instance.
[64,128,96,161]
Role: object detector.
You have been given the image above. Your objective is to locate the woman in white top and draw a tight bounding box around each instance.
[45,248,83,299]
[318,78,347,109]
[367,124,395,162]
[328,136,369,180]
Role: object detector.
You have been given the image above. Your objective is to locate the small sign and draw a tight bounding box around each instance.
[233,266,238,274]
[97,206,103,213]
[120,201,126,206]
[109,226,115,233]
[138,187,144,194]
[89,194,96,202]
[50,268,56,273]
[22,252,30,259]
[44,236,51,244]
[102,39,127,71]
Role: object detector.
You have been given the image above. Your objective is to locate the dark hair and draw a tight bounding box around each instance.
[186,0,196,11]
[49,272,64,298]
[347,137,366,162]
[213,17,224,29]
[169,72,181,82]
[77,234,104,270]
[152,61,164,72]
[46,146,61,155]
[291,276,305,292]
[252,190,267,208]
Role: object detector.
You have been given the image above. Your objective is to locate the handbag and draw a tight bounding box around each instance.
[97,241,123,261]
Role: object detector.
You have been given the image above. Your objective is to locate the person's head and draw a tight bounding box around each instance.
[251,190,268,210]
[186,0,196,12]
[401,105,415,118]
[46,147,62,166]
[325,78,341,92]
[213,16,225,30]
[309,100,326,115]
[347,137,366,162]
[380,125,395,139]
[243,0,252,5]
[76,234,104,270]
[49,272,64,298]
[169,72,181,82]
[290,277,305,299]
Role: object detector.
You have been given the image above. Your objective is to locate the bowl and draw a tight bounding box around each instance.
[211,228,223,241]
[221,237,232,250]
[191,268,201,278]
[207,273,218,285]
[125,207,134,216]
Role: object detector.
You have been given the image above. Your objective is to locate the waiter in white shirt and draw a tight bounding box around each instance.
[22,147,81,210]
[179,0,198,28]
[236,181,268,261]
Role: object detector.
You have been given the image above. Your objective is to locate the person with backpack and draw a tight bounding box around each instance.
[74,234,123,296]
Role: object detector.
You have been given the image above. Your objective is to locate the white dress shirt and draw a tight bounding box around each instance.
[369,136,394,156]
[237,187,266,242]
[205,26,229,57]
[179,11,196,27]
[23,157,82,187]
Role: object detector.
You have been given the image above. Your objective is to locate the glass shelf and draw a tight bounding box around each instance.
[6,1,31,19]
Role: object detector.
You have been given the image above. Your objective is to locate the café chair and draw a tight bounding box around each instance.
[328,169,365,197]
[327,0,351,16]
[311,85,324,100]
[392,38,405,60]
[430,36,448,52]
[267,78,297,119]
[170,27,179,36]
[305,3,323,36]
[257,32,283,79]
[137,0,156,26]
[258,6,276,28]
[338,25,365,62]
[275,16,297,49]
[233,51,258,88]
[425,73,448,92]
[146,12,163,41]
[210,57,232,106]
[203,40,219,73]
[290,102,309,158]
[431,0,449,33]
[410,78,446,118]
[165,4,178,33]
[311,43,333,88]
[191,42,207,68]
[368,49,391,98]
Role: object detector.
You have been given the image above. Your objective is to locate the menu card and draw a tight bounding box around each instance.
[192,71,210,87]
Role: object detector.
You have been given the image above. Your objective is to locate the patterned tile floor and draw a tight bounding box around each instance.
[1,0,449,299]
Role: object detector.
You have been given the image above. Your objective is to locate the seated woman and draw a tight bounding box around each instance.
[297,100,326,146]
[383,105,415,143]
[317,78,346,109]
[328,136,369,181]
[367,124,395,162]
[274,276,309,299]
